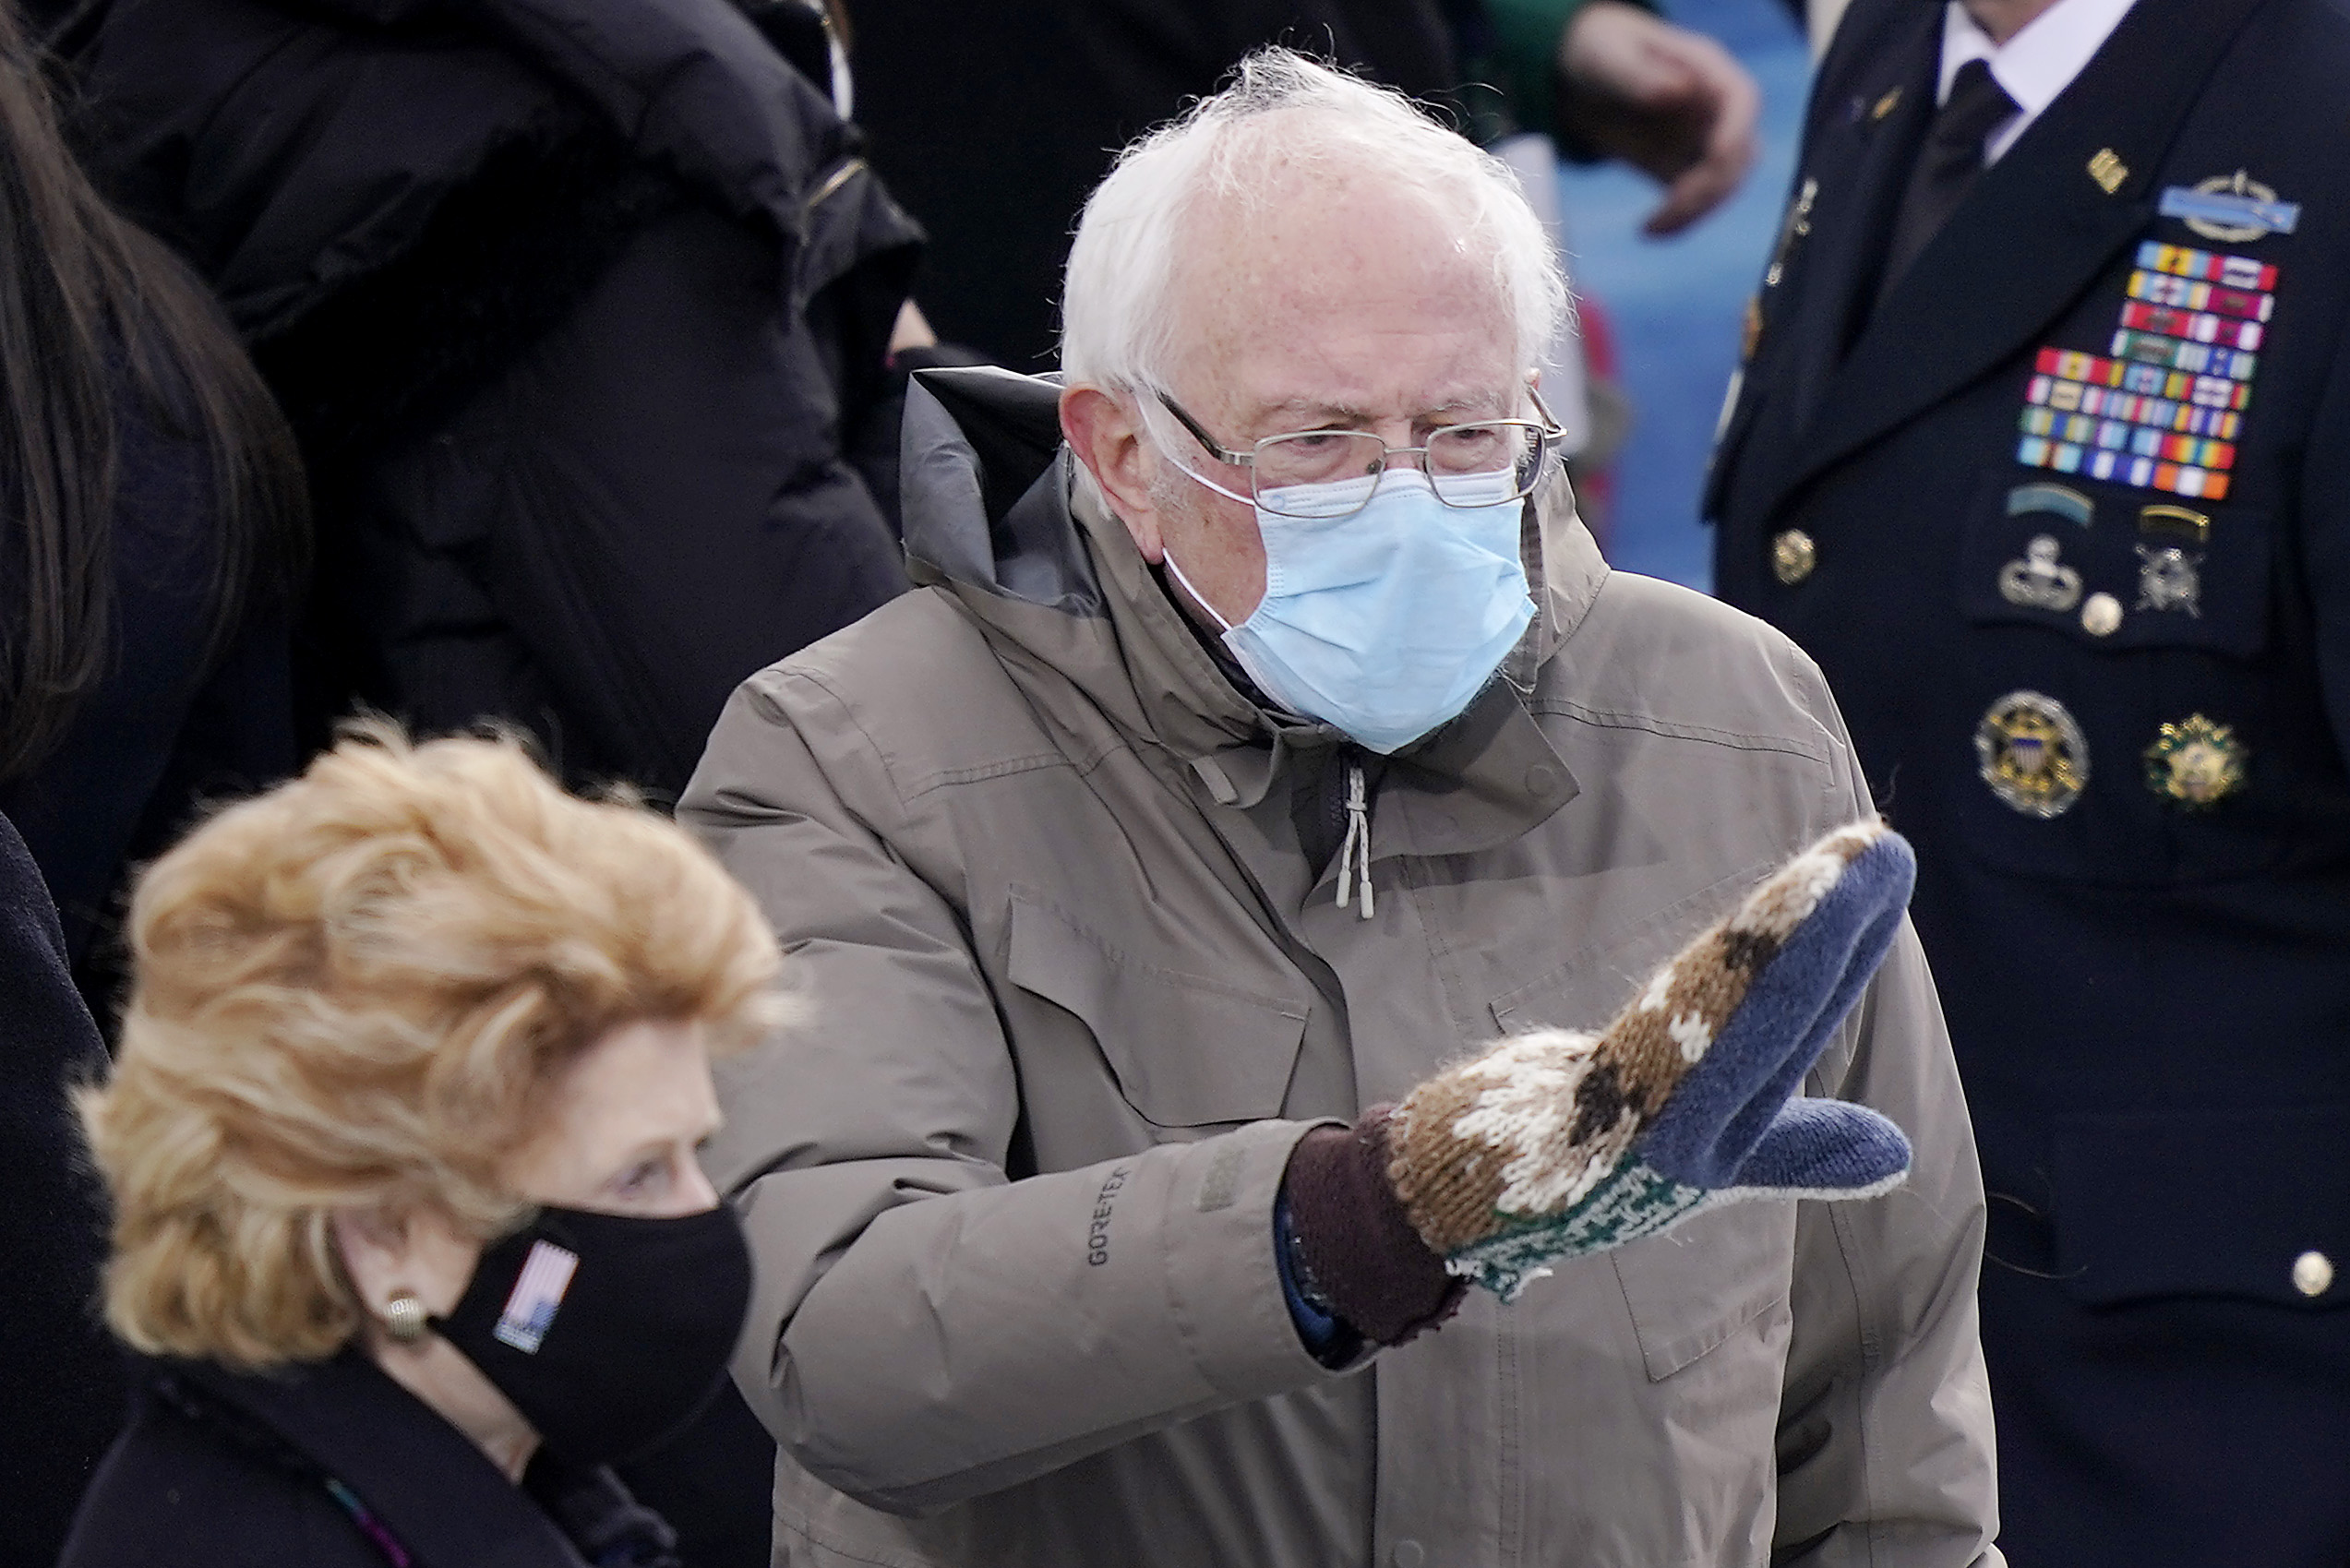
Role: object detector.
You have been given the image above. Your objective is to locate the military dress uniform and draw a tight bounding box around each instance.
[1707,0,2350,1560]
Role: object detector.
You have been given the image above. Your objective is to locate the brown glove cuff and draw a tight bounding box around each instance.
[1280,1111,1467,1347]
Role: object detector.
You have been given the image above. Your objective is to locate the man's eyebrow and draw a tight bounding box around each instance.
[1247,398,1378,427]
[1246,392,1507,427]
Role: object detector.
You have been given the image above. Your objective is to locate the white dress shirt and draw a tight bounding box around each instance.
[1938,0,2140,163]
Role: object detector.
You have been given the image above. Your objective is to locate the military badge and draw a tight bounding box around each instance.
[2015,243,2277,503]
[2135,544,2203,616]
[2142,714,2246,808]
[1998,534,2083,611]
[2159,171,2300,243]
[2140,503,2210,545]
[1977,691,2089,818]
[2008,482,2094,529]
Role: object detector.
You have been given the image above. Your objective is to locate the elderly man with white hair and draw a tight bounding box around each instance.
[684,51,2001,1568]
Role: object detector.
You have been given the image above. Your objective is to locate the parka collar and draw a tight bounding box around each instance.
[903,366,1607,851]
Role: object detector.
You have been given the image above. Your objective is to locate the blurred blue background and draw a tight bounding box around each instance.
[1556,0,1813,592]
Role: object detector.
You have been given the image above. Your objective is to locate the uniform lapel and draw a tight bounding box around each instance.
[1769,0,2272,518]
[1706,0,1938,523]
[1778,3,1943,439]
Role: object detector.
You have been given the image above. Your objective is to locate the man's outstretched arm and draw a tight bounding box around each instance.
[680,665,1335,1516]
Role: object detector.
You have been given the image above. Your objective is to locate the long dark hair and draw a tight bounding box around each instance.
[0,0,307,778]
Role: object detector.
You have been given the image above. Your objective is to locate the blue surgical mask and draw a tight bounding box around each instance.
[1167,468,1537,754]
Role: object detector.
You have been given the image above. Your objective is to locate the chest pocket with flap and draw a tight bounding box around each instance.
[1006,888,1310,1129]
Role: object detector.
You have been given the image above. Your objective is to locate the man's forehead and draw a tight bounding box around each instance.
[1184,173,1478,287]
[1164,181,1517,421]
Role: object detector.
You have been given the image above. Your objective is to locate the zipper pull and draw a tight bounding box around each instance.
[1336,762,1373,920]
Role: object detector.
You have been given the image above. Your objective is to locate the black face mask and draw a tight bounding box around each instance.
[434,1204,752,1466]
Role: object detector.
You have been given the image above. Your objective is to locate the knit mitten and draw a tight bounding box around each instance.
[1284,820,1916,1334]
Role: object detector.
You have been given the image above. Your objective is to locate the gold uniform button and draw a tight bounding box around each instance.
[2294,1251,2333,1299]
[2080,592,2123,637]
[1772,529,1817,585]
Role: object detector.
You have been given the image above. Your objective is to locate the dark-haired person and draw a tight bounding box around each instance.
[0,0,306,1022]
[60,727,784,1568]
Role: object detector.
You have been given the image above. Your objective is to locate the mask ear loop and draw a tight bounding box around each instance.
[1137,394,1254,636]
[1161,550,1237,634]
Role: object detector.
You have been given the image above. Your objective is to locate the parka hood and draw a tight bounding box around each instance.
[901,365,1610,814]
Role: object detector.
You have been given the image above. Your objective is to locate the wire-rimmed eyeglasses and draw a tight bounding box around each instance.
[1153,386,1568,520]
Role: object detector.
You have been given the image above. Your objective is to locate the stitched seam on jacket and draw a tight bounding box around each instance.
[898,729,1137,798]
[910,751,1074,792]
[1528,698,1829,763]
[1010,884,1310,1017]
[753,668,917,813]
[1613,1251,1788,1381]
[771,1506,936,1568]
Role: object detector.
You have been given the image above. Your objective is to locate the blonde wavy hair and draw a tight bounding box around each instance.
[77,724,784,1370]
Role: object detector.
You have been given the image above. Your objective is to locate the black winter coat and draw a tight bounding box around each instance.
[0,811,119,1568]
[61,1352,680,1568]
[78,0,924,796]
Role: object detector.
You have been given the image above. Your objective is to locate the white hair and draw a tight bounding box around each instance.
[1060,49,1567,396]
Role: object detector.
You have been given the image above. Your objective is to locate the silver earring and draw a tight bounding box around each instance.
[382,1290,429,1344]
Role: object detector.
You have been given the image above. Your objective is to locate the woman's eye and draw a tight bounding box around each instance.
[616,1157,666,1196]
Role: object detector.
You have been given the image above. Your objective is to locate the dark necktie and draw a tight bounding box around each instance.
[1876,58,2020,303]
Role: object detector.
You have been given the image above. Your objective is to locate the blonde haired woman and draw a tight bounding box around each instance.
[60,727,781,1568]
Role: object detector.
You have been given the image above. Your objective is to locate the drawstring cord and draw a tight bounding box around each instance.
[1336,762,1373,919]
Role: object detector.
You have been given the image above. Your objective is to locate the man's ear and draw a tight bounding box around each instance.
[1060,385,1166,562]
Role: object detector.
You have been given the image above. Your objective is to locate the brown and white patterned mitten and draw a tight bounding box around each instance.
[1284,820,1917,1334]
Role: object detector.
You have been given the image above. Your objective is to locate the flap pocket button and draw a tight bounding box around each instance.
[2081,592,2122,637]
[2294,1250,2333,1299]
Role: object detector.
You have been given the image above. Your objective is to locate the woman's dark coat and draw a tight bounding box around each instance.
[76,0,925,796]
[0,811,120,1568]
[61,1351,680,1568]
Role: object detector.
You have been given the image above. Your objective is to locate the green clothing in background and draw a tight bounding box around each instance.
[1479,0,1658,147]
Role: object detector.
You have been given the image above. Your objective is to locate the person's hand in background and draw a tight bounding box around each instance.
[1555,0,1760,234]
